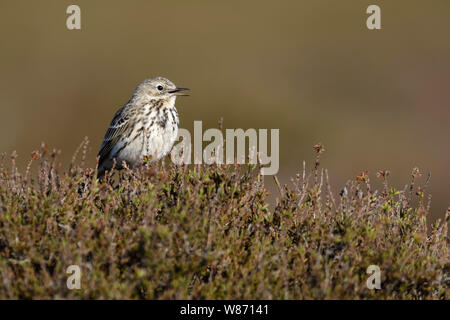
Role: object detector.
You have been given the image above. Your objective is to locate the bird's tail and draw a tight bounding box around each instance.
[97,167,106,181]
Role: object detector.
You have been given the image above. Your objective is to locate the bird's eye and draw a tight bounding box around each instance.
[157,85,164,91]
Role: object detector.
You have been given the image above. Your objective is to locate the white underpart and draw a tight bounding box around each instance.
[110,99,179,169]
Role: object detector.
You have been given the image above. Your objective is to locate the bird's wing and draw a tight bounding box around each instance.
[98,106,132,165]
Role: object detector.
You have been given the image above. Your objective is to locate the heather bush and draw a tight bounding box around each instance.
[0,140,448,299]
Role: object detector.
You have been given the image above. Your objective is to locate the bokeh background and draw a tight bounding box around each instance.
[1,1,449,222]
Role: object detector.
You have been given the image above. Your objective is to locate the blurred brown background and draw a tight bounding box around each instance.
[0,1,449,221]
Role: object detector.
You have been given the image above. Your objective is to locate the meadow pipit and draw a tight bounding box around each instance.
[97,77,189,178]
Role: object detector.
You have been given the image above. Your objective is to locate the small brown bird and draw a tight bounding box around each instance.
[97,77,189,178]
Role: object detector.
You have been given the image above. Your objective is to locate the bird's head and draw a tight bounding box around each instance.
[134,77,189,103]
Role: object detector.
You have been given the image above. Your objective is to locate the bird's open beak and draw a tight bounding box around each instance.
[169,87,190,96]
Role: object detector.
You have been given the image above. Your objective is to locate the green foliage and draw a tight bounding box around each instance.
[0,143,448,299]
